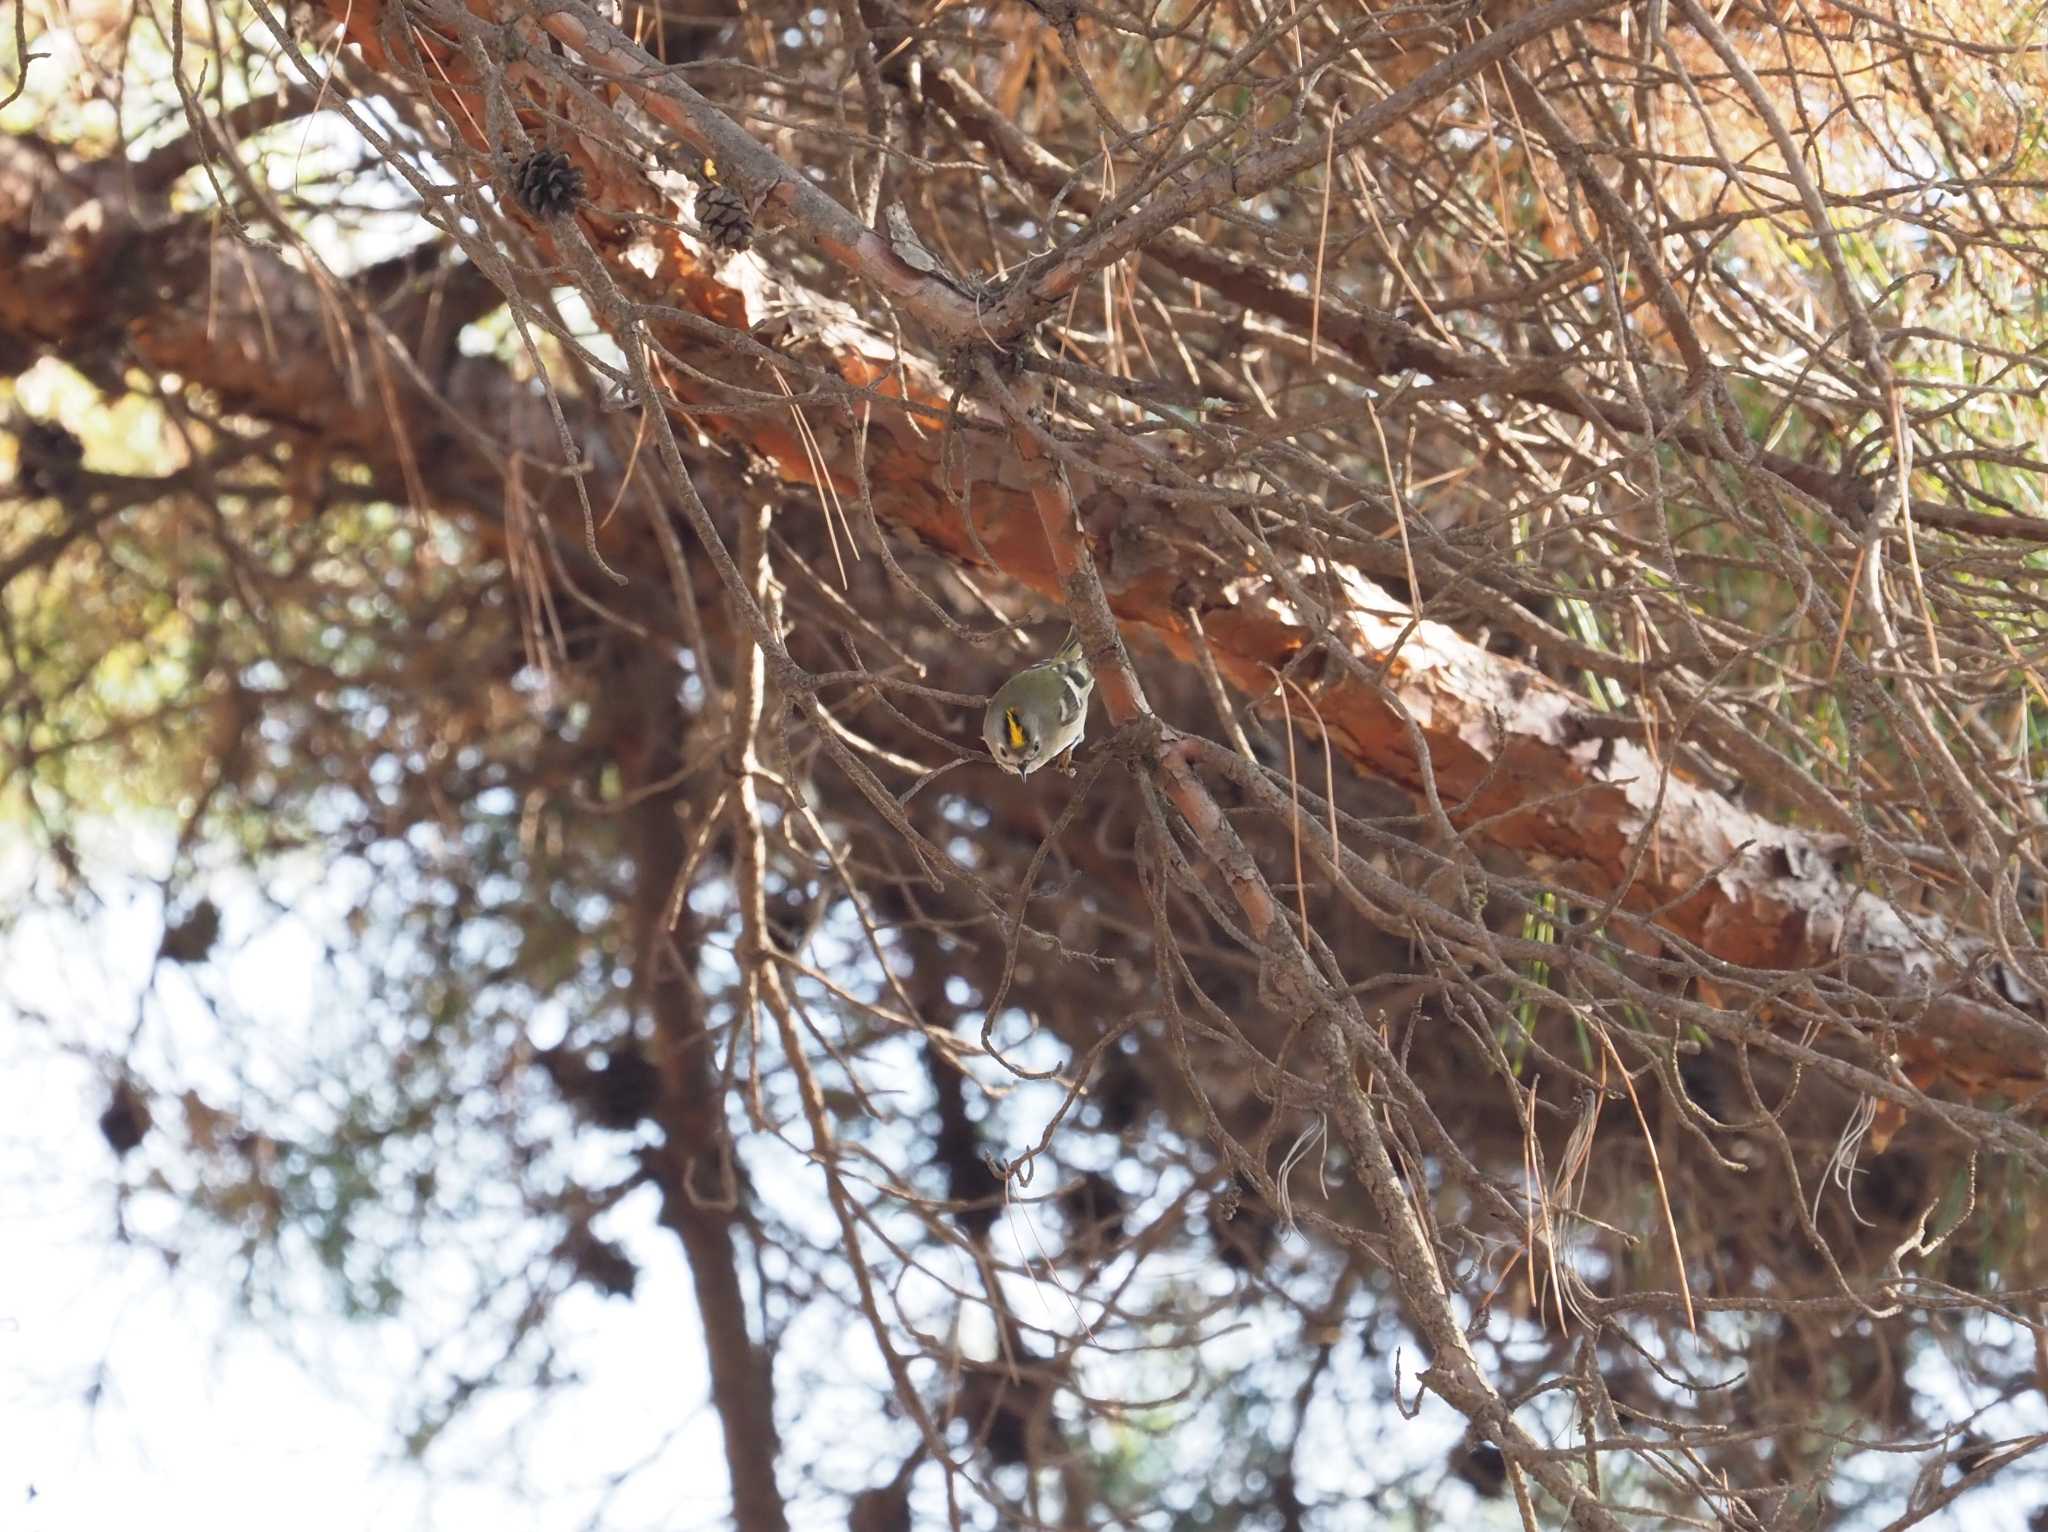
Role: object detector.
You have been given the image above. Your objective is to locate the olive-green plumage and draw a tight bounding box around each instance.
[982,630,1094,776]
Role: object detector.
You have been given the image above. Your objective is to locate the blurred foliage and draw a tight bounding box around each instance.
[7,0,2048,1527]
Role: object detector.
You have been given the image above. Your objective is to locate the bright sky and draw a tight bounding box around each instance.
[0,828,733,1532]
[0,1175,727,1532]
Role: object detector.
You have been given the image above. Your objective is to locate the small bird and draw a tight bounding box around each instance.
[983,629,1094,777]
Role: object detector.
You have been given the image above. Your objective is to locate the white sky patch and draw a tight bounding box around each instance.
[0,829,728,1532]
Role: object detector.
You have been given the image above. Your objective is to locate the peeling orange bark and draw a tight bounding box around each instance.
[5,8,2040,1108]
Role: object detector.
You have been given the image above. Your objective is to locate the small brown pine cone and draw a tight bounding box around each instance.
[16,419,85,498]
[160,898,222,965]
[696,181,753,252]
[513,150,584,218]
[99,1080,152,1157]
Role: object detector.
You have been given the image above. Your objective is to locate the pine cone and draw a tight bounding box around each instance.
[696,180,753,252]
[16,419,84,498]
[535,1044,661,1130]
[99,1081,152,1157]
[160,898,222,964]
[512,149,584,219]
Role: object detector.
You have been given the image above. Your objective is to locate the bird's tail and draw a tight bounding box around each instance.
[1054,626,1085,665]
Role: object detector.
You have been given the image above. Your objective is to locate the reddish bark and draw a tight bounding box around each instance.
[4,2,2037,1109]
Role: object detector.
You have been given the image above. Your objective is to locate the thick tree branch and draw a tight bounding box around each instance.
[5,66,2041,1112]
